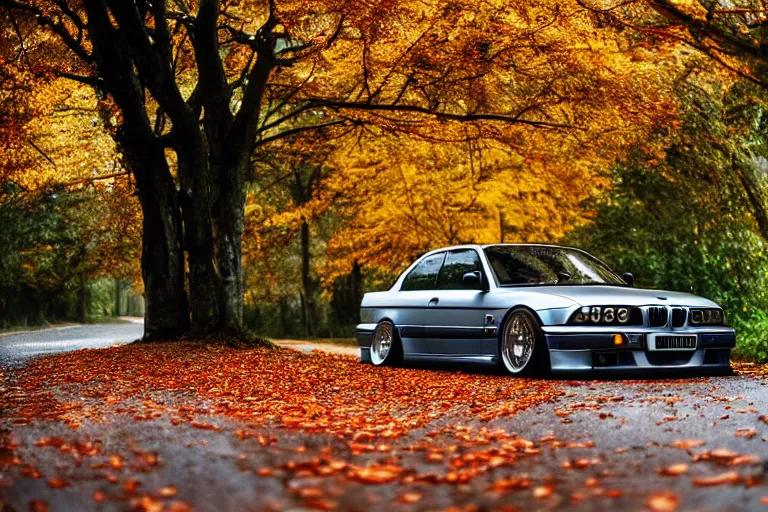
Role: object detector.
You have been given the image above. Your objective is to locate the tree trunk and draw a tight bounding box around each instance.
[278,297,292,336]
[125,141,190,341]
[114,280,121,317]
[77,275,88,324]
[177,135,222,334]
[300,220,315,336]
[215,161,247,333]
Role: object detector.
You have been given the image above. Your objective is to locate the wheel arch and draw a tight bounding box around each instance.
[496,305,545,344]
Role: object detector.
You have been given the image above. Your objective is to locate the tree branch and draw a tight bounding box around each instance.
[54,71,104,89]
[1,0,94,62]
[254,120,348,148]
[27,140,56,168]
[65,171,130,186]
[305,101,576,129]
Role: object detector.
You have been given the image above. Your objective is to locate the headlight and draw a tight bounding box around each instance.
[568,306,640,325]
[689,308,724,326]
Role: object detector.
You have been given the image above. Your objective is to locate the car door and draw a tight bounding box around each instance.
[424,249,491,356]
[395,252,446,356]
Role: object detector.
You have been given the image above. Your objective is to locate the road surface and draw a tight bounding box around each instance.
[2,323,768,511]
[0,321,144,368]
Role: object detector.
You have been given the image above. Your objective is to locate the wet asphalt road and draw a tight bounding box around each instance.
[0,322,143,369]
[2,324,768,511]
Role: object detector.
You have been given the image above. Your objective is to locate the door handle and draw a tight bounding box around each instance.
[428,297,439,307]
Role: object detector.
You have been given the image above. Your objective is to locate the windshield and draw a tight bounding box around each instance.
[483,245,626,286]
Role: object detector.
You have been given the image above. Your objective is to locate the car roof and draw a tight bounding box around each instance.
[424,243,584,254]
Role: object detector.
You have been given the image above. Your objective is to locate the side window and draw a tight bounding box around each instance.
[401,253,446,291]
[437,250,482,290]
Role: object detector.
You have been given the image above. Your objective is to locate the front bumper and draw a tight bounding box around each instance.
[543,326,735,372]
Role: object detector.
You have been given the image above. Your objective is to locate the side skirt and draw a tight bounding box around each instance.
[404,354,497,365]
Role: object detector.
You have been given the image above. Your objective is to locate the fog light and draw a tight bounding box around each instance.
[613,334,624,345]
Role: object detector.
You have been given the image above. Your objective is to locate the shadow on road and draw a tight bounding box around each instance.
[392,359,735,382]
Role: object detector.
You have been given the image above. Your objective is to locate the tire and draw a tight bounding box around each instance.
[498,308,550,376]
[370,320,403,366]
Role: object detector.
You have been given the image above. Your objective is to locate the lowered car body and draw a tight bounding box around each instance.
[356,244,735,374]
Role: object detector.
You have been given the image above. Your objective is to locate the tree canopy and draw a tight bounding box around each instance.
[0,0,766,355]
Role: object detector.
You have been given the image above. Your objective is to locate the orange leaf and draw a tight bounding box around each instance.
[47,478,70,489]
[692,471,741,487]
[647,492,679,512]
[658,463,688,476]
[397,492,422,504]
[671,440,705,450]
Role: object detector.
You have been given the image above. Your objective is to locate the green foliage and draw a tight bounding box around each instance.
[0,184,140,328]
[566,81,768,361]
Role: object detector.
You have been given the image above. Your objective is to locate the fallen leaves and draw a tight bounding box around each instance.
[4,341,768,511]
[647,492,679,512]
[734,428,757,439]
[350,464,403,484]
[29,500,48,512]
[658,463,688,476]
[691,471,741,487]
[691,448,760,467]
[489,476,532,492]
[46,477,69,488]
[397,492,422,504]
[671,439,705,450]
[5,343,562,443]
[158,486,178,498]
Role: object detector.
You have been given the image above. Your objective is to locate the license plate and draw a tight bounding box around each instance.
[647,333,697,351]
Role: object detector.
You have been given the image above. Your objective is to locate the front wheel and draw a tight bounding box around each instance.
[370,321,403,366]
[498,308,549,376]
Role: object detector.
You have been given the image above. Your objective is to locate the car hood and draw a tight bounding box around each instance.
[496,285,719,308]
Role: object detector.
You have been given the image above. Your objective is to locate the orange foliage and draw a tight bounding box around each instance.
[5,343,562,437]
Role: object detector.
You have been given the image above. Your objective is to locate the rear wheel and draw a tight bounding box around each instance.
[370,320,403,366]
[499,308,549,376]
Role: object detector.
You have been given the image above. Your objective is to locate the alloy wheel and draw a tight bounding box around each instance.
[501,312,536,373]
[371,322,394,365]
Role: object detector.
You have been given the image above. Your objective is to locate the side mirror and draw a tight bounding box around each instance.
[622,272,635,287]
[463,271,483,290]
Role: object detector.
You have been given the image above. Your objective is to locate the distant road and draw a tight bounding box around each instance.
[0,319,143,368]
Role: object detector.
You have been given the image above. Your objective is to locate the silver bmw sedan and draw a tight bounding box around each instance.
[356,244,735,374]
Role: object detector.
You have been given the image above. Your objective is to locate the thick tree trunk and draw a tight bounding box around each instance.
[215,161,247,333]
[177,139,222,334]
[125,141,190,340]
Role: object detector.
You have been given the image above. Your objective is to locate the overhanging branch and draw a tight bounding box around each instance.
[306,101,577,130]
